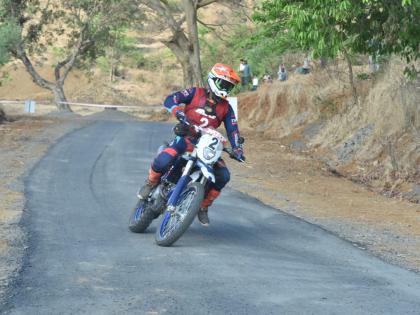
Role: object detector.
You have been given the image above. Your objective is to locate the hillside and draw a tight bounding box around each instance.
[239,59,420,202]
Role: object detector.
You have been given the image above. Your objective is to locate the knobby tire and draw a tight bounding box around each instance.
[128,199,156,233]
[155,182,204,246]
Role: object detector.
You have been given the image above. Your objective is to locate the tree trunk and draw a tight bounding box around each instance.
[145,0,206,87]
[52,84,71,111]
[0,105,7,123]
[110,48,115,82]
[110,64,115,83]
[180,58,195,87]
[164,34,195,87]
[343,49,357,104]
[183,0,204,87]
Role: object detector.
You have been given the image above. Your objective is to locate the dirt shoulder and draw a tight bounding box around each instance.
[228,130,420,272]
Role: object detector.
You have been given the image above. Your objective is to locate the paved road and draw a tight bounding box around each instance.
[4,114,420,314]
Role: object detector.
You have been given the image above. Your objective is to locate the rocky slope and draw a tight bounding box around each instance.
[238,59,420,203]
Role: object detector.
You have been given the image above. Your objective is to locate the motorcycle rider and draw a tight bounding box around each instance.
[138,63,245,226]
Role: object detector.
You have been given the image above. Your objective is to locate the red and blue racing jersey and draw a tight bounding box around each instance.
[164,87,241,149]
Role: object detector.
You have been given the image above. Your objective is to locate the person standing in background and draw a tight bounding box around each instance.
[278,64,288,81]
[238,59,245,74]
[251,75,259,91]
[240,59,252,91]
[302,56,310,74]
[263,73,273,84]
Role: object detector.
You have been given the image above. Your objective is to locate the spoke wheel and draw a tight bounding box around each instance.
[155,183,204,246]
[128,198,156,233]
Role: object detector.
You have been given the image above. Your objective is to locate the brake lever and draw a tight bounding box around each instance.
[223,148,245,163]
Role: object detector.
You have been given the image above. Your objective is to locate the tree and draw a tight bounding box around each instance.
[96,28,139,83]
[354,0,420,77]
[140,0,243,87]
[201,17,296,80]
[0,0,137,110]
[255,0,365,102]
[140,0,207,86]
[183,0,204,86]
[255,0,420,101]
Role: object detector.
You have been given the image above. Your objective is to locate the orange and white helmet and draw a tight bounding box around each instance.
[207,63,240,100]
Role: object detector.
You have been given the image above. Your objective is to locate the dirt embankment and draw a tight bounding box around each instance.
[238,60,420,203]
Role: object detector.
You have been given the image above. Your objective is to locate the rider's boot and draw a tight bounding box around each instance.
[197,207,209,226]
[197,188,220,226]
[137,168,161,199]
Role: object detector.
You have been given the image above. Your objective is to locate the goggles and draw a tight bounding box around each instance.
[214,78,235,93]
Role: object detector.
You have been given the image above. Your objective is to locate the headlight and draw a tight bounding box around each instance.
[203,147,216,160]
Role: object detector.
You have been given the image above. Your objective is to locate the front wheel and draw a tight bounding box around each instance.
[128,199,156,233]
[155,182,204,246]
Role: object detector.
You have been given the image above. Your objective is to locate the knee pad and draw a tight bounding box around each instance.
[213,168,230,191]
[152,151,176,173]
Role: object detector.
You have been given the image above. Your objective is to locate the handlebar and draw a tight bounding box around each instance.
[223,147,246,163]
[178,114,245,163]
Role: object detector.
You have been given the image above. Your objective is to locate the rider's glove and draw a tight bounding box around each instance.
[173,123,190,136]
[175,110,186,123]
[233,147,245,162]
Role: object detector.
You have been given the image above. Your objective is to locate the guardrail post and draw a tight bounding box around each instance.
[24,100,36,113]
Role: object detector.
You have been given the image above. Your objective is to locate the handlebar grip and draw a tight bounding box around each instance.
[223,148,245,162]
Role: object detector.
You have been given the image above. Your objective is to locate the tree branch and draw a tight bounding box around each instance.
[54,55,72,82]
[54,24,94,85]
[60,39,94,85]
[197,0,218,9]
[143,0,187,41]
[197,18,227,42]
[197,18,223,28]
[15,43,54,90]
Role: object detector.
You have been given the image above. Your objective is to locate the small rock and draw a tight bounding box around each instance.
[290,140,307,152]
[302,121,324,140]
[403,184,420,203]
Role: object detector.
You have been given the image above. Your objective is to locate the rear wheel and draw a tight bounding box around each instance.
[128,199,156,233]
[155,182,204,246]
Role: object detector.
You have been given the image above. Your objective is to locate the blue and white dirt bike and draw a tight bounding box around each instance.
[128,118,244,247]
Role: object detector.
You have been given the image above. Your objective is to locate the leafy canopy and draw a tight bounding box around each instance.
[0,0,139,68]
[0,1,20,65]
[254,0,420,72]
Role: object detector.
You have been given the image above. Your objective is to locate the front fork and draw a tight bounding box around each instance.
[166,159,195,211]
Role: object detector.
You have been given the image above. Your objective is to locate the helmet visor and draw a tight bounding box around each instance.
[215,78,235,94]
